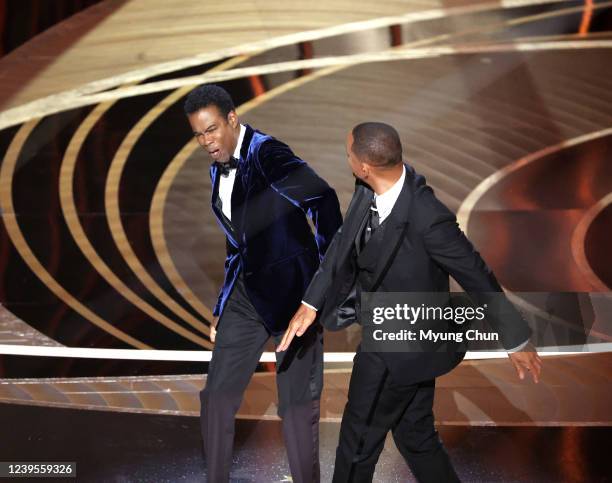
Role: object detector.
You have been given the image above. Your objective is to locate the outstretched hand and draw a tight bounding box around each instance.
[508,342,542,383]
[276,303,317,352]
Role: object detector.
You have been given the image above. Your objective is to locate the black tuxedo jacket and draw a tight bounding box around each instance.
[304,165,531,384]
[211,125,342,335]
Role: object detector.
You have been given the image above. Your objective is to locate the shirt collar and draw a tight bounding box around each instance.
[232,124,246,160]
[374,164,406,217]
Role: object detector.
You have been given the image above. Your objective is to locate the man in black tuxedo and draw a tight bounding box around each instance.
[278,122,542,482]
[185,85,342,483]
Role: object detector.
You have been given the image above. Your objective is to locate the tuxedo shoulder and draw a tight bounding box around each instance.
[248,129,274,151]
[410,179,456,230]
[257,135,294,154]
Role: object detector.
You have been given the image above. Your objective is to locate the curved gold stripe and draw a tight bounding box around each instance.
[571,192,612,292]
[458,128,612,340]
[0,0,563,129]
[60,101,213,349]
[149,56,250,322]
[0,0,579,129]
[0,121,150,349]
[399,0,612,49]
[457,128,612,233]
[30,40,612,112]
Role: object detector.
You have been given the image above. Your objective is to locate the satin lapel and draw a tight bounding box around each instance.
[370,169,414,285]
[338,182,372,260]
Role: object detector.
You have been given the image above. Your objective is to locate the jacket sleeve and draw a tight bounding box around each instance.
[415,185,532,350]
[302,225,343,309]
[257,139,342,260]
[302,179,368,310]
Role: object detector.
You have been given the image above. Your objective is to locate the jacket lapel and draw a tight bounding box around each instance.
[368,166,414,286]
[211,160,239,246]
[228,125,255,242]
[336,180,372,262]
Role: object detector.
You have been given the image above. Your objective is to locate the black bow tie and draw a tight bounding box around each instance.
[216,157,238,177]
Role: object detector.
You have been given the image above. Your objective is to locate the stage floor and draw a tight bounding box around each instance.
[1,402,610,482]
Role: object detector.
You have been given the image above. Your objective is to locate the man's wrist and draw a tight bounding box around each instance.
[507,338,529,353]
[301,300,318,312]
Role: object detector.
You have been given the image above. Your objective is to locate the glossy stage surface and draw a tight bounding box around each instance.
[2,403,610,482]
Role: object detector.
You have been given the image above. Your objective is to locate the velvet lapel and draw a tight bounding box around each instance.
[211,165,238,247]
[227,125,254,241]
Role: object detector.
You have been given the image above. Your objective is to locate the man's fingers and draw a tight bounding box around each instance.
[282,326,298,350]
[509,345,543,383]
[277,328,292,352]
[210,325,217,343]
[512,354,542,383]
[511,357,525,380]
[277,305,317,351]
[277,321,300,352]
[528,355,541,383]
[295,315,314,337]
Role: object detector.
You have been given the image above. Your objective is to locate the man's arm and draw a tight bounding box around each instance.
[257,139,342,258]
[277,227,343,351]
[278,179,371,351]
[302,225,343,309]
[415,185,541,382]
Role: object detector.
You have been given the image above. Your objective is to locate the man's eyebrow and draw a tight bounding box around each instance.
[193,124,217,136]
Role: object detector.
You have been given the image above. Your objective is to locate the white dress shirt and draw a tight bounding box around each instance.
[373,164,406,223]
[218,124,245,221]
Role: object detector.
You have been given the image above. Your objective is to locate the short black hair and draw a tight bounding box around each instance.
[183,84,235,117]
[351,122,402,167]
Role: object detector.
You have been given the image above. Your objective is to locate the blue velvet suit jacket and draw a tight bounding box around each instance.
[210,124,342,335]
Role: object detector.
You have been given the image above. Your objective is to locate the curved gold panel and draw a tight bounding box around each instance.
[0,0,583,129]
[0,121,150,349]
[572,192,612,292]
[60,100,213,349]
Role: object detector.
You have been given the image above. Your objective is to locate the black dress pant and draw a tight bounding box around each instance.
[200,275,323,482]
[333,350,460,483]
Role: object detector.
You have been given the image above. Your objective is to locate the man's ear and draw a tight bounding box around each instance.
[360,160,371,179]
[227,110,238,128]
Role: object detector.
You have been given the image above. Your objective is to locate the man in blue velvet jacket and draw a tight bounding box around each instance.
[184,84,342,483]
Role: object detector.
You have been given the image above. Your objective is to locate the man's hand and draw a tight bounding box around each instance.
[276,304,317,352]
[210,316,219,343]
[508,342,542,383]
